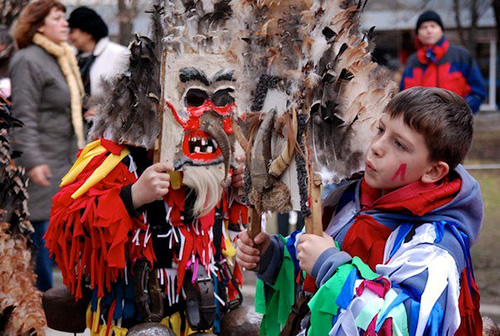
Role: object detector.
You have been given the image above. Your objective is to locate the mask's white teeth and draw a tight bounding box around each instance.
[194,146,200,153]
[206,146,213,153]
[201,139,207,146]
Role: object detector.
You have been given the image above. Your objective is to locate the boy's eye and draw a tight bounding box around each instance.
[395,140,406,150]
[377,126,384,134]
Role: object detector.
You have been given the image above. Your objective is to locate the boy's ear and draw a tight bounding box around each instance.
[421,161,449,184]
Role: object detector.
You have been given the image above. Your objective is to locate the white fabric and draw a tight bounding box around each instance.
[89,37,129,99]
[325,200,357,238]
[377,223,461,336]
[0,78,11,97]
[329,308,358,336]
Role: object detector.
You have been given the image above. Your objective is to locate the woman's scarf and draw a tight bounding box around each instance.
[32,33,85,148]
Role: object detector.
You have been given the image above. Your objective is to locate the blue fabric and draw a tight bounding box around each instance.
[91,288,98,311]
[375,291,410,332]
[433,220,476,292]
[32,220,53,291]
[286,230,301,273]
[212,273,221,333]
[424,301,444,335]
[389,223,413,259]
[336,268,358,309]
[410,300,420,336]
[124,279,135,320]
[114,280,124,319]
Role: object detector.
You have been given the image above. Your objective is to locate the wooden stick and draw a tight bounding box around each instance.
[247,207,261,240]
[303,87,323,236]
[308,174,323,236]
[153,49,168,164]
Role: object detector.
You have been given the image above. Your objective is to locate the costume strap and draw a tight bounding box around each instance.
[60,139,106,186]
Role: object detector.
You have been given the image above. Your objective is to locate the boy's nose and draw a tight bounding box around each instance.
[370,139,383,157]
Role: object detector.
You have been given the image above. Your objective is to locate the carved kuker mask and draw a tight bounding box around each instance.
[160,54,239,175]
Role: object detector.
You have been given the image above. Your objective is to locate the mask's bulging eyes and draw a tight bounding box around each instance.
[185,88,209,107]
[212,88,235,107]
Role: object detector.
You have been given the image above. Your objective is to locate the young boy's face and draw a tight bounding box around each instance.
[364,113,434,193]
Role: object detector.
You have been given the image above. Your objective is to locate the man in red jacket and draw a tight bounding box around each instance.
[400,10,486,114]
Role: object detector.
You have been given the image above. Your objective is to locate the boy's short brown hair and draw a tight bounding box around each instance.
[386,87,473,170]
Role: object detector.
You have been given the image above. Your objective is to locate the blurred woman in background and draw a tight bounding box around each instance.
[9,0,84,291]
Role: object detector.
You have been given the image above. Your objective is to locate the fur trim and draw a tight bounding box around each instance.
[182,163,225,217]
[33,33,85,148]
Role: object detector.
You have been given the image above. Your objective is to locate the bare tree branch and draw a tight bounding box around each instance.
[454,0,468,46]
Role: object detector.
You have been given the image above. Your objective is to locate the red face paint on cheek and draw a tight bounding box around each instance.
[391,163,407,182]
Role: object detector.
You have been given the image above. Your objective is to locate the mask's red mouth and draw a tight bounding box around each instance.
[182,130,222,161]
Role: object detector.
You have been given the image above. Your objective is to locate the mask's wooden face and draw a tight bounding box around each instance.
[160,54,239,171]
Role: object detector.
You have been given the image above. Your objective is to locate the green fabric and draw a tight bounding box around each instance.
[307,263,355,336]
[255,235,296,335]
[382,289,409,336]
[307,257,381,335]
[355,296,384,330]
[352,256,379,280]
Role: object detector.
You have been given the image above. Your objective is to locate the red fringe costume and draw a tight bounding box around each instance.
[45,138,246,333]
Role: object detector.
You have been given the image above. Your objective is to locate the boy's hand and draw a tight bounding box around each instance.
[236,230,271,270]
[297,232,336,274]
[131,162,173,209]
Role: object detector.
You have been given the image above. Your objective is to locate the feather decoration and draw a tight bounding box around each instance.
[235,0,397,209]
[0,96,46,335]
[88,1,163,149]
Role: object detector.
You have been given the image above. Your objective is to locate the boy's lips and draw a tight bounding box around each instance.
[365,160,376,172]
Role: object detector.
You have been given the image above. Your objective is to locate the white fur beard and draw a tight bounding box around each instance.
[182,163,226,218]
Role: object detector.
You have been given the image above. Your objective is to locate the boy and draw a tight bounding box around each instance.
[237,87,483,335]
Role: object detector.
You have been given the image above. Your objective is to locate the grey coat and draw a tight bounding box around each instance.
[9,45,78,221]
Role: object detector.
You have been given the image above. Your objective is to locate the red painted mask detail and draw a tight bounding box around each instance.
[186,100,235,118]
[182,130,222,161]
[223,117,233,135]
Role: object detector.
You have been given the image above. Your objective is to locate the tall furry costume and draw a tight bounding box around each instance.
[0,95,46,335]
[45,1,247,335]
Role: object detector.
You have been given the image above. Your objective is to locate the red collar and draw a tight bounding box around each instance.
[417,37,449,64]
[360,175,461,216]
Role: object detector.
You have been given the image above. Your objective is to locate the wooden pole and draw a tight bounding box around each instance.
[153,49,168,164]
[247,207,261,240]
[303,89,322,236]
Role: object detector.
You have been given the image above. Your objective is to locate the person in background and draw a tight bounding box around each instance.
[0,25,14,98]
[400,10,486,114]
[9,0,84,291]
[68,6,128,128]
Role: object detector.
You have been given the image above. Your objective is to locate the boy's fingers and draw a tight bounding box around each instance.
[298,234,309,244]
[236,257,257,270]
[237,241,259,256]
[236,251,260,264]
[253,232,268,245]
[239,231,254,246]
